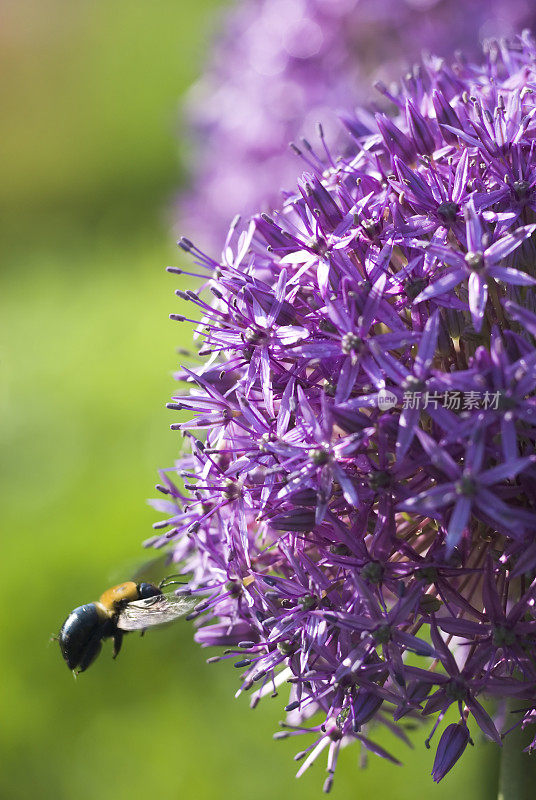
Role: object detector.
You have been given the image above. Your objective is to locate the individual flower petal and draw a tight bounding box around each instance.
[468,271,488,332]
[413,270,465,304]
[484,225,536,263]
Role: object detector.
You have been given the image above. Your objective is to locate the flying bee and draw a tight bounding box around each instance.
[58,577,196,673]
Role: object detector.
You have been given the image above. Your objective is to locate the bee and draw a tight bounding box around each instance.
[58,578,196,673]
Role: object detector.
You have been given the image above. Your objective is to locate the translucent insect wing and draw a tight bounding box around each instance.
[116,593,197,631]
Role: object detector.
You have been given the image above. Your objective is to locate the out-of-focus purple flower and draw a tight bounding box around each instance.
[153,36,536,790]
[178,0,536,249]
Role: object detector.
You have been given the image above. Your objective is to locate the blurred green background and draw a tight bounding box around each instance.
[1,1,500,797]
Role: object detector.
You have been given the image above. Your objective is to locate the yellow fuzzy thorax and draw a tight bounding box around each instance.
[98,582,139,616]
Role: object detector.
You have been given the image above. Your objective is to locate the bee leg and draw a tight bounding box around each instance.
[112,631,123,660]
[77,636,103,673]
[159,575,186,589]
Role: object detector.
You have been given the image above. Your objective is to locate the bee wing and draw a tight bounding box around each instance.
[116,593,197,631]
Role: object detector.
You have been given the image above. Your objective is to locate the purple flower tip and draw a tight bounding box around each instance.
[431,724,471,782]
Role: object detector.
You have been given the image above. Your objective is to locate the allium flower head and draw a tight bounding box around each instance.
[154,35,536,789]
[179,0,536,248]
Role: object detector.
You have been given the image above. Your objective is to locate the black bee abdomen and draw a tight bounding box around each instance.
[59,603,105,670]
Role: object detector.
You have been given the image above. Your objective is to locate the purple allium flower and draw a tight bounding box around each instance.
[153,36,536,790]
[178,0,536,249]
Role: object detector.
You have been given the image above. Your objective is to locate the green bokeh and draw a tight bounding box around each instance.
[1,2,499,797]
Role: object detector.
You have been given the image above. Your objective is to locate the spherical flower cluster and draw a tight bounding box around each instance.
[179,0,536,249]
[153,35,536,789]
